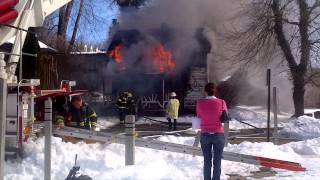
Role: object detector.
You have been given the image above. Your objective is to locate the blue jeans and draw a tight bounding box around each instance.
[200,133,225,180]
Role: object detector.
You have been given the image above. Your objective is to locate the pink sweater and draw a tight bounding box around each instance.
[196,97,227,133]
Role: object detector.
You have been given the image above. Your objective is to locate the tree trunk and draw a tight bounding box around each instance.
[68,0,84,52]
[56,2,74,51]
[272,0,309,117]
[292,67,306,117]
[61,1,74,39]
[56,6,66,49]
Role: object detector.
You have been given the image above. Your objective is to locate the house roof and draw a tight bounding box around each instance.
[6,36,56,51]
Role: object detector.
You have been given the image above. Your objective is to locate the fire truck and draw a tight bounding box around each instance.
[0,0,74,159]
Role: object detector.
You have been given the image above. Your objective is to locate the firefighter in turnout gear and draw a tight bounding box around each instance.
[166,92,180,130]
[53,96,68,127]
[66,95,98,130]
[116,91,136,124]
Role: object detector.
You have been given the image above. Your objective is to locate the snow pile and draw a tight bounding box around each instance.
[6,106,320,179]
[5,137,203,180]
[4,135,320,180]
[279,116,320,140]
[226,139,320,179]
[288,138,320,157]
[228,106,291,130]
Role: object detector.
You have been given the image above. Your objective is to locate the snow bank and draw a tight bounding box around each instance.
[279,116,320,140]
[5,135,320,180]
[228,106,291,130]
[5,137,203,180]
[7,106,318,179]
[225,139,320,180]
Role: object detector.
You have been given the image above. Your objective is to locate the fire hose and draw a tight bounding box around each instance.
[142,116,192,126]
[143,116,262,131]
[231,118,264,132]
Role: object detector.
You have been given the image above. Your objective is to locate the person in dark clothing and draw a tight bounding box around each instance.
[116,91,136,124]
[66,95,98,130]
[53,96,68,127]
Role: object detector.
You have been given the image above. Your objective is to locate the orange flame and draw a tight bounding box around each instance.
[151,44,176,73]
[108,44,124,63]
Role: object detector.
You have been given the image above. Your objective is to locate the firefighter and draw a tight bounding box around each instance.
[53,112,66,127]
[166,92,180,130]
[66,95,98,130]
[116,91,136,124]
[53,96,68,127]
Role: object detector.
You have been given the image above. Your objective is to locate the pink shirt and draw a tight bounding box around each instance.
[196,96,228,133]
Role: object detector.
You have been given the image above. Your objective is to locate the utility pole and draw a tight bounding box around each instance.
[162,79,165,108]
[125,115,135,165]
[44,98,52,180]
[266,69,271,142]
[273,87,278,145]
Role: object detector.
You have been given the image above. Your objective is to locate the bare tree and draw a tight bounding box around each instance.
[40,0,115,52]
[56,1,74,50]
[228,0,320,117]
[68,0,85,51]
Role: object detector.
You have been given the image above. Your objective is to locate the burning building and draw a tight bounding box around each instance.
[104,20,210,114]
[55,0,234,115]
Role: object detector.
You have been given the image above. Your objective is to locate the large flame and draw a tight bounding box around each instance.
[151,44,176,73]
[107,43,176,73]
[108,44,124,63]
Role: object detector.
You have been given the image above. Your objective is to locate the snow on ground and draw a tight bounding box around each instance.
[132,105,292,130]
[5,106,320,179]
[278,115,320,140]
[228,106,291,130]
[4,135,320,180]
[5,137,203,180]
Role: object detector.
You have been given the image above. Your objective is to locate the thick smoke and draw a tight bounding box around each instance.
[113,0,236,71]
[111,0,294,111]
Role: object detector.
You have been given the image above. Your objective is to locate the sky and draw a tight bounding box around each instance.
[65,0,119,46]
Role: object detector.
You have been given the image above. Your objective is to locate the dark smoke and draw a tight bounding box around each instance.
[108,0,236,73]
[108,0,295,112]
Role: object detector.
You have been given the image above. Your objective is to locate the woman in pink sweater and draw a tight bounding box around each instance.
[196,83,227,180]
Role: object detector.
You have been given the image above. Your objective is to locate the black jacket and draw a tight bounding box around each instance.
[66,103,97,129]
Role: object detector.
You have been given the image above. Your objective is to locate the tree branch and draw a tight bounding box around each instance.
[68,0,85,52]
[308,0,320,15]
[282,18,299,25]
[297,0,310,69]
[272,0,297,70]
